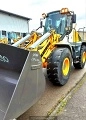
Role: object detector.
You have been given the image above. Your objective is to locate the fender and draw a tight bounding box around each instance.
[55,42,73,56]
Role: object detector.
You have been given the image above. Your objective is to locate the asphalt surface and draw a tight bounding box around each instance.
[57,73,86,120]
[18,65,86,120]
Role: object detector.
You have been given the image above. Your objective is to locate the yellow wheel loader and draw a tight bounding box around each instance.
[0,8,86,120]
[28,8,86,85]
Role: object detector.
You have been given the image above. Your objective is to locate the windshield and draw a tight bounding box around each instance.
[44,12,67,35]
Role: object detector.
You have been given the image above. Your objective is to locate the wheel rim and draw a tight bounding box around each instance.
[62,58,70,76]
[82,52,86,63]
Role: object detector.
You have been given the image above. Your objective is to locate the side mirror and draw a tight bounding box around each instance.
[72,14,76,23]
[40,20,43,28]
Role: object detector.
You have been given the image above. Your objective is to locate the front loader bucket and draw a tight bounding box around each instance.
[0,43,45,120]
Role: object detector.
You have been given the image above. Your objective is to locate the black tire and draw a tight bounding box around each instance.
[47,48,72,86]
[73,45,86,69]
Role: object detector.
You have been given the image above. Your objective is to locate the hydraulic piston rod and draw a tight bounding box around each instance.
[29,32,51,49]
[12,34,31,47]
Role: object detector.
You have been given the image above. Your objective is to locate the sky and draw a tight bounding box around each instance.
[0,0,86,31]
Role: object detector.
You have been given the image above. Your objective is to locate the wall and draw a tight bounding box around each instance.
[0,13,29,33]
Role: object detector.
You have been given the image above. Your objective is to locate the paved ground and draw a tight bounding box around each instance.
[57,73,86,120]
[18,66,86,120]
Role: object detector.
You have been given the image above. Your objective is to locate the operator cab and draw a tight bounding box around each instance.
[44,11,67,35]
[42,8,76,36]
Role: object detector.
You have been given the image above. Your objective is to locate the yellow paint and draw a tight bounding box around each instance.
[37,32,60,67]
[82,51,86,63]
[0,38,8,44]
[73,29,82,42]
[62,58,70,76]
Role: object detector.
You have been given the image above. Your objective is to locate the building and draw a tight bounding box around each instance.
[0,9,31,43]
